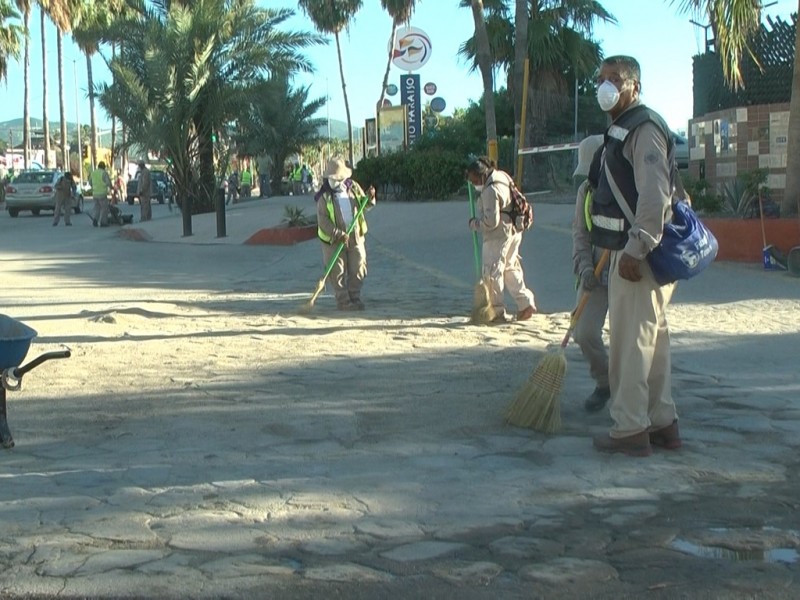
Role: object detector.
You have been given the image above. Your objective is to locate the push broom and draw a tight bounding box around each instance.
[506,249,610,432]
[299,194,370,314]
[468,183,496,325]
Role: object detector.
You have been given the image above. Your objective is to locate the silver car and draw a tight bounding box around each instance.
[5,170,85,218]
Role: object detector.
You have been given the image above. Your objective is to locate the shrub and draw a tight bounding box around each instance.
[682,175,724,214]
[282,205,311,227]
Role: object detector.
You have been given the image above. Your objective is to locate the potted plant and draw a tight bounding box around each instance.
[244,206,318,246]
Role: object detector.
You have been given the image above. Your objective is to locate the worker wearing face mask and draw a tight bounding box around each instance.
[588,55,680,458]
[315,157,377,311]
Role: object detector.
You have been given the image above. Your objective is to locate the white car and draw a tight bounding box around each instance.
[5,170,85,218]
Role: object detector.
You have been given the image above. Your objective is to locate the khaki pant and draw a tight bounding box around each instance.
[53,195,72,225]
[92,195,110,225]
[482,231,536,316]
[140,188,152,222]
[607,250,676,437]
[321,239,367,307]
[573,284,609,389]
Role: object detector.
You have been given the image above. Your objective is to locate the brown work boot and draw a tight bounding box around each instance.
[516,305,537,321]
[593,431,652,457]
[649,420,682,450]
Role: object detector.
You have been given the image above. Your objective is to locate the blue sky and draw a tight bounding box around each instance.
[0,0,797,137]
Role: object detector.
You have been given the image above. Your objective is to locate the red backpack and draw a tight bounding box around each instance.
[492,180,534,233]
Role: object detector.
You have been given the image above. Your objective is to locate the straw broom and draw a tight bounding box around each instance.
[506,249,610,432]
[299,194,370,314]
[468,183,496,325]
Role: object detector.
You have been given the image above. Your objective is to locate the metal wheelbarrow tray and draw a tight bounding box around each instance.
[0,315,71,449]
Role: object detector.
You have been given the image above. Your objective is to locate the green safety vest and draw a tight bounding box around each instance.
[318,192,368,243]
[91,169,108,197]
[241,170,252,185]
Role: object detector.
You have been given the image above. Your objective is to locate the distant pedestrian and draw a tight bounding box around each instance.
[465,156,537,323]
[227,170,239,205]
[52,171,74,227]
[240,166,252,198]
[136,160,152,222]
[257,154,272,198]
[90,161,113,227]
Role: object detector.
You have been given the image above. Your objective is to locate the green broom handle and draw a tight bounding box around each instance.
[560,248,610,348]
[319,193,371,282]
[467,183,481,279]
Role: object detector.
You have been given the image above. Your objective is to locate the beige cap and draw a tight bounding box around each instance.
[323,157,352,180]
[573,134,604,178]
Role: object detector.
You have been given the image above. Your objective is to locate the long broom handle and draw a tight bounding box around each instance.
[758,189,768,249]
[560,248,610,348]
[317,193,371,283]
[467,183,481,280]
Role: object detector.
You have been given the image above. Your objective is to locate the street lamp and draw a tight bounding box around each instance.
[690,19,714,53]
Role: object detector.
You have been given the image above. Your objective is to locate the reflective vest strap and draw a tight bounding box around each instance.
[318,198,336,243]
[583,188,593,231]
[591,214,625,232]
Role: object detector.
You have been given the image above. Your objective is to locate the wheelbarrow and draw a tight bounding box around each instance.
[0,315,71,449]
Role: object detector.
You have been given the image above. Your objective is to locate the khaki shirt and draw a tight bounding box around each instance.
[476,169,515,241]
[137,167,152,196]
[616,102,673,259]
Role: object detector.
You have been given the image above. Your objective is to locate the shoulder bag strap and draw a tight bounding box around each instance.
[603,156,636,225]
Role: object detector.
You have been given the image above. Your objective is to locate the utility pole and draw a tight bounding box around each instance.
[73,60,83,184]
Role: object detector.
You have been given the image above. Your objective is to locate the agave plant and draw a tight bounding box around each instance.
[282,205,312,227]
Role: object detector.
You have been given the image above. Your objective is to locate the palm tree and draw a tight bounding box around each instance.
[0,1,22,81]
[460,0,612,149]
[237,77,326,193]
[298,0,362,166]
[71,1,113,171]
[14,0,31,168]
[468,0,499,162]
[99,0,323,235]
[673,0,796,215]
[377,0,420,111]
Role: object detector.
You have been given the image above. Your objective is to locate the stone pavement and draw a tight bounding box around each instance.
[0,194,799,599]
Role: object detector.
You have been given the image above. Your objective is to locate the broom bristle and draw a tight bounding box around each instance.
[470,281,496,325]
[506,350,566,432]
[298,278,326,315]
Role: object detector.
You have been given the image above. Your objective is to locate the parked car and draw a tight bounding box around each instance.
[5,170,85,218]
[672,131,689,169]
[126,169,173,205]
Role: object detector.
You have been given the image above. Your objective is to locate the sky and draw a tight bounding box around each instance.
[0,0,797,140]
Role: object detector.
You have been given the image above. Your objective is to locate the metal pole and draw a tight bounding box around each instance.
[73,60,82,184]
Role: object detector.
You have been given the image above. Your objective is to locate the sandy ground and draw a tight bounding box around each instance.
[0,194,799,599]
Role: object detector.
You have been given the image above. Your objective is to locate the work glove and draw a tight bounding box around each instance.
[335,231,349,245]
[580,266,599,291]
[468,218,481,232]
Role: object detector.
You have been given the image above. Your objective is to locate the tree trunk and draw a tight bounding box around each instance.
[41,9,51,168]
[87,52,98,170]
[110,43,116,172]
[334,31,354,166]
[377,20,398,113]
[781,0,800,216]
[470,0,498,162]
[57,30,68,170]
[23,9,30,169]
[194,112,216,214]
[512,0,528,179]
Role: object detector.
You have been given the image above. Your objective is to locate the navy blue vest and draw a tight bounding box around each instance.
[588,105,675,250]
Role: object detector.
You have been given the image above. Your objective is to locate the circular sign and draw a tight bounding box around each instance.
[430,97,446,113]
[382,99,392,108]
[390,27,432,72]
[424,82,437,95]
[386,83,398,96]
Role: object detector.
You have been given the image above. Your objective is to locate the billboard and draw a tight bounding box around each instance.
[400,74,421,146]
[378,105,407,154]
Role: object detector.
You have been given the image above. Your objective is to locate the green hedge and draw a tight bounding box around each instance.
[354,150,469,202]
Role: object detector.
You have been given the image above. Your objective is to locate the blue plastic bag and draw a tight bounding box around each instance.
[647,201,719,286]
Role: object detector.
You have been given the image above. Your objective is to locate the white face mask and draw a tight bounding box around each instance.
[328,177,343,190]
[473,184,484,192]
[596,80,621,112]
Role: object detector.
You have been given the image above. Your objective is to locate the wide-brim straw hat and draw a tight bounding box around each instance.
[573,134,604,178]
[324,157,352,180]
